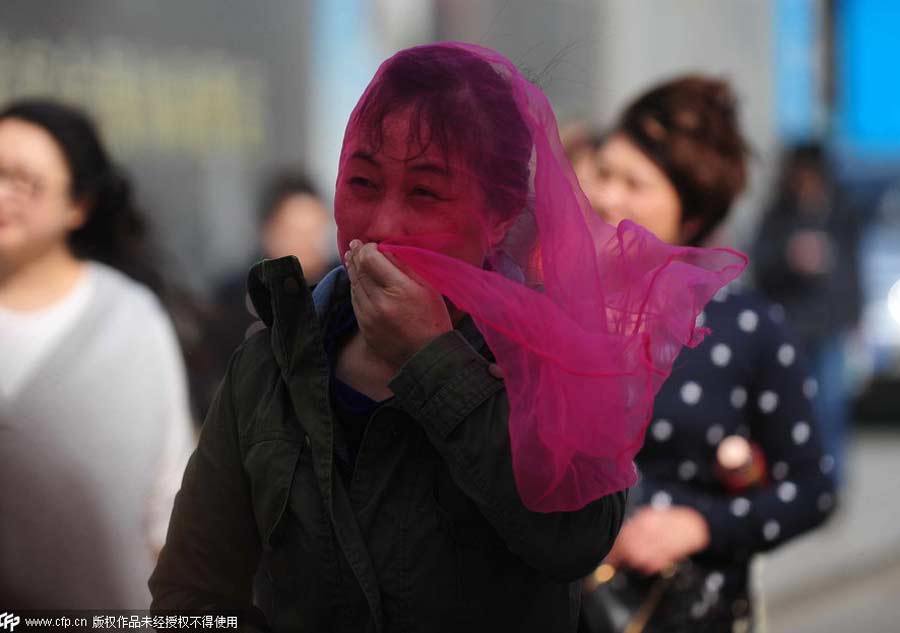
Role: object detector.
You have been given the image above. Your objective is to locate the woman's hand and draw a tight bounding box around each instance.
[344,240,452,370]
[605,505,710,575]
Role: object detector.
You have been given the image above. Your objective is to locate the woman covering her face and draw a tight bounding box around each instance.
[151,44,742,632]
[577,77,837,632]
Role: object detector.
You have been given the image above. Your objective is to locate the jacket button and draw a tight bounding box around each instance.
[283,277,301,294]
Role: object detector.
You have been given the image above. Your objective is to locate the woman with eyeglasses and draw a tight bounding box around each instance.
[0,99,194,609]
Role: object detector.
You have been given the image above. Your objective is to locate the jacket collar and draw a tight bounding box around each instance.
[247,257,490,370]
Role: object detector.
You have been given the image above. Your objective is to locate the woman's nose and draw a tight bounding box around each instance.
[363,202,407,243]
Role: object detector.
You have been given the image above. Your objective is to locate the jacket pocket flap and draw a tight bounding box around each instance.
[244,437,304,547]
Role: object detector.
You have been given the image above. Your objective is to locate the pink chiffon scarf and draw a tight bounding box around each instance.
[336,42,747,512]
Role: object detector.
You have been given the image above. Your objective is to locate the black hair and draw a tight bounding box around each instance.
[351,44,533,221]
[0,98,162,293]
[257,170,320,227]
[615,76,749,246]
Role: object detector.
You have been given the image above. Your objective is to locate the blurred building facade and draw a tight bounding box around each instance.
[0,0,313,292]
[0,0,781,291]
[2,2,898,414]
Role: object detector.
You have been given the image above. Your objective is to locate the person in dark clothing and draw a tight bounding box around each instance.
[150,44,629,633]
[753,144,862,485]
[200,171,338,420]
[217,170,334,351]
[574,78,836,632]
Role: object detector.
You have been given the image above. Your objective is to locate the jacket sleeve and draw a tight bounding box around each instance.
[389,331,627,582]
[149,347,270,633]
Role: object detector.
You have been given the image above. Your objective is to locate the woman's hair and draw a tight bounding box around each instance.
[614,76,749,245]
[257,169,320,227]
[560,121,603,163]
[774,142,829,206]
[0,98,162,293]
[349,45,533,221]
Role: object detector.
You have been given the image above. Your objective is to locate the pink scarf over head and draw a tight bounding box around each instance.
[335,42,747,512]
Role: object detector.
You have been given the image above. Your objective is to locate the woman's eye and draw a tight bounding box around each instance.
[411,186,440,199]
[596,166,612,182]
[349,177,376,190]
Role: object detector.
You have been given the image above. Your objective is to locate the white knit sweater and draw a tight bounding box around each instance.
[0,262,195,609]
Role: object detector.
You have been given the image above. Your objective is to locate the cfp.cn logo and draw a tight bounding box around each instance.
[0,613,19,632]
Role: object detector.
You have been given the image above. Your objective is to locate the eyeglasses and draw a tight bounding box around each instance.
[0,165,47,200]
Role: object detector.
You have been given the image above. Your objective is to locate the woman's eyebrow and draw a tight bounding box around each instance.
[407,161,450,177]
[350,151,379,166]
[350,150,449,177]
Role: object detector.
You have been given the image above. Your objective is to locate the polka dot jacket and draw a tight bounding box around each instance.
[631,285,837,587]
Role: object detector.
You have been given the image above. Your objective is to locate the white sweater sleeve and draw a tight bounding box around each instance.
[143,306,197,555]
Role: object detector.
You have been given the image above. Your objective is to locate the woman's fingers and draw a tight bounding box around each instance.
[381,248,433,289]
[347,242,404,324]
[349,283,375,326]
[604,544,623,568]
[355,242,407,289]
[346,245,375,317]
[344,238,453,368]
[346,243,374,299]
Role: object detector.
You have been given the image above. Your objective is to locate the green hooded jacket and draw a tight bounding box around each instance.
[150,256,626,632]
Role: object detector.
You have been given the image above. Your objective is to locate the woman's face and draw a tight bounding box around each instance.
[0,118,84,267]
[335,109,505,268]
[570,146,605,215]
[262,193,330,262]
[591,133,684,245]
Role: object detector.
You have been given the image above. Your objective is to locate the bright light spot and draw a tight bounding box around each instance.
[593,563,616,584]
[889,279,900,325]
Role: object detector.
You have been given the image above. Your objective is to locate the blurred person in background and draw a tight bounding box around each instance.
[201,171,338,418]
[214,170,335,353]
[560,122,604,216]
[753,144,862,486]
[575,78,836,633]
[255,171,335,282]
[0,99,194,609]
